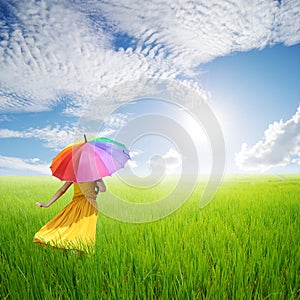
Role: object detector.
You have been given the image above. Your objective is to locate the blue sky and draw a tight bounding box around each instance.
[0,0,299,176]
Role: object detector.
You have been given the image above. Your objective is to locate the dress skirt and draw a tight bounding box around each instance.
[33,183,98,253]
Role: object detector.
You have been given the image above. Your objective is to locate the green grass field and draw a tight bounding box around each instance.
[0,175,299,299]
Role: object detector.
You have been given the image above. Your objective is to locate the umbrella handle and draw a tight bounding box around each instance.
[84,134,87,143]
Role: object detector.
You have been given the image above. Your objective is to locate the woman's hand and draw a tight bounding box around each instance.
[35,202,49,208]
[35,182,72,209]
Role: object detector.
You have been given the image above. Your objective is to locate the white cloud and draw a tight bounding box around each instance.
[0,1,188,114]
[129,149,144,158]
[127,159,138,169]
[162,148,182,170]
[274,0,300,46]
[235,105,300,171]
[0,154,50,175]
[148,148,182,173]
[125,149,143,170]
[0,117,132,154]
[0,125,76,150]
[95,0,300,61]
[97,113,131,136]
[0,0,299,114]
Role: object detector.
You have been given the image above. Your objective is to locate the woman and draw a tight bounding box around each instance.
[33,178,106,254]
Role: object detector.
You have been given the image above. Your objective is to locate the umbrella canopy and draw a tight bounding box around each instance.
[50,136,130,182]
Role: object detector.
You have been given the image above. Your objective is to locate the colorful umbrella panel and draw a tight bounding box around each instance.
[50,137,130,182]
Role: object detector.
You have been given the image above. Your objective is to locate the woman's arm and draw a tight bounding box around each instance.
[95,178,106,194]
[35,181,73,208]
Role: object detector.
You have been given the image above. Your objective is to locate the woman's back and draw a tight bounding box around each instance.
[74,182,97,200]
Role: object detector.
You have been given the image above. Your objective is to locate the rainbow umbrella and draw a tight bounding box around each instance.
[50,135,130,182]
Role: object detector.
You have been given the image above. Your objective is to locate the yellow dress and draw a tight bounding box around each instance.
[33,182,98,253]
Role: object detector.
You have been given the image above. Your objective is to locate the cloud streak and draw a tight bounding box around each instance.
[0,125,75,150]
[0,154,50,175]
[235,105,300,171]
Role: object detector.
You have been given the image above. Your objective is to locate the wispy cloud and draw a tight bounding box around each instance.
[0,154,50,175]
[0,125,75,150]
[0,114,132,151]
[130,149,144,158]
[235,105,300,171]
[0,0,299,114]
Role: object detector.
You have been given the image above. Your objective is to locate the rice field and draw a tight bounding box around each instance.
[0,175,299,299]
